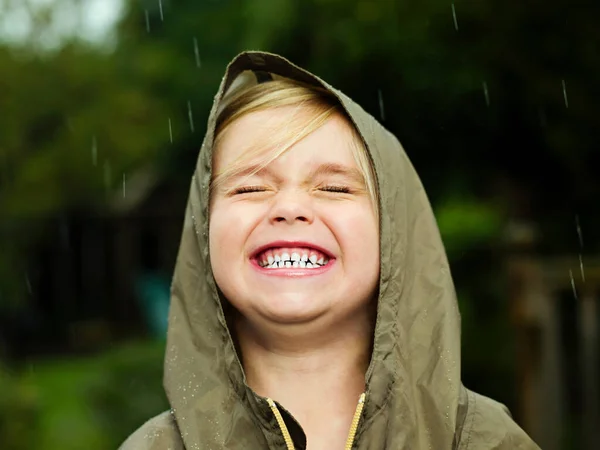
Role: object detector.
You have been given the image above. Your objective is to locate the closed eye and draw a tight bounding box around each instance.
[320,185,351,193]
[231,185,268,195]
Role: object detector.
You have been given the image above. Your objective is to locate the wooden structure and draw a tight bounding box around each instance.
[18,169,187,356]
[508,255,600,450]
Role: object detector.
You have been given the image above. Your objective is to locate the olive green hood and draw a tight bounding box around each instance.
[120,51,540,449]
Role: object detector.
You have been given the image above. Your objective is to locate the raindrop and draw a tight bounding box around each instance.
[193,37,201,68]
[104,160,112,190]
[576,214,583,248]
[482,81,490,106]
[188,101,195,132]
[168,118,173,143]
[562,79,569,108]
[159,0,164,21]
[92,136,97,166]
[145,9,150,33]
[122,173,127,198]
[25,273,32,295]
[569,269,578,300]
[576,215,585,282]
[451,4,459,31]
[191,214,199,235]
[377,89,385,121]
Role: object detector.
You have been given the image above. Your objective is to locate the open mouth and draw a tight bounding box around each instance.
[253,246,332,270]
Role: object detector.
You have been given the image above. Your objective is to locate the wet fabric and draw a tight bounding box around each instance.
[120,51,541,449]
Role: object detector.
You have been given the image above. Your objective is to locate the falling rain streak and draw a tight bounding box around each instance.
[188,101,195,132]
[145,10,150,33]
[562,79,569,108]
[482,82,490,106]
[92,136,97,166]
[159,0,164,21]
[122,173,127,198]
[25,274,32,295]
[168,118,173,143]
[378,89,385,121]
[193,38,201,68]
[451,4,459,31]
[576,215,585,282]
[569,269,578,300]
[576,214,583,247]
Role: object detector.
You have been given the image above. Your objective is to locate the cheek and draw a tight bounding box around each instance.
[330,208,380,305]
[208,206,236,266]
[324,204,379,265]
[209,203,263,261]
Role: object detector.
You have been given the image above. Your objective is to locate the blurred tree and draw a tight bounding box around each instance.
[0,1,598,439]
[0,2,169,310]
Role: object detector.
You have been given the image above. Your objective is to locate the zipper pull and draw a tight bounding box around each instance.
[345,393,366,450]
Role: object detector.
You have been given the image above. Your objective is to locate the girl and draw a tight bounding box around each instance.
[121,51,540,449]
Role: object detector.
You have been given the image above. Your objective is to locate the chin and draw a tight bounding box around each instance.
[257,293,327,324]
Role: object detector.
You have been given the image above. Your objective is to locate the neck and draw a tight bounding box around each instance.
[235,313,373,442]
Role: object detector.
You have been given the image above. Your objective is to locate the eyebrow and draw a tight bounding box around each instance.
[308,162,365,184]
[220,162,364,186]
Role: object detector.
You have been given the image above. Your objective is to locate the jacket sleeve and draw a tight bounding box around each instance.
[118,411,184,450]
[458,390,541,450]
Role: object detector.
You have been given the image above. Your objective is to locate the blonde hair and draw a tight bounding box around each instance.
[211,78,379,217]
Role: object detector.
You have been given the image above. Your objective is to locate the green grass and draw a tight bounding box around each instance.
[1,340,168,450]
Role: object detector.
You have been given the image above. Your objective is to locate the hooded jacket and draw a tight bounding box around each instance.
[120,51,541,450]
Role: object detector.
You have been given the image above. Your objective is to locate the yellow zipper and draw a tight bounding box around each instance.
[344,393,366,449]
[266,393,366,450]
[267,398,296,450]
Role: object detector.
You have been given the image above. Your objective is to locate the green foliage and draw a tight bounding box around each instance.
[0,42,171,310]
[87,341,169,446]
[0,340,167,450]
[2,0,596,310]
[0,1,597,446]
[436,196,505,259]
[0,365,40,450]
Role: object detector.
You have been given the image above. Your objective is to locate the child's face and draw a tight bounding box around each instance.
[209,107,379,328]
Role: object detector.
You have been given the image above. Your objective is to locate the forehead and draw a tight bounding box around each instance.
[213,107,358,171]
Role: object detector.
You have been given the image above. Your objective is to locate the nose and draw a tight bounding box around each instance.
[269,190,314,225]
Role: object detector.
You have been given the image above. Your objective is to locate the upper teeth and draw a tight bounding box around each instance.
[257,247,330,269]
